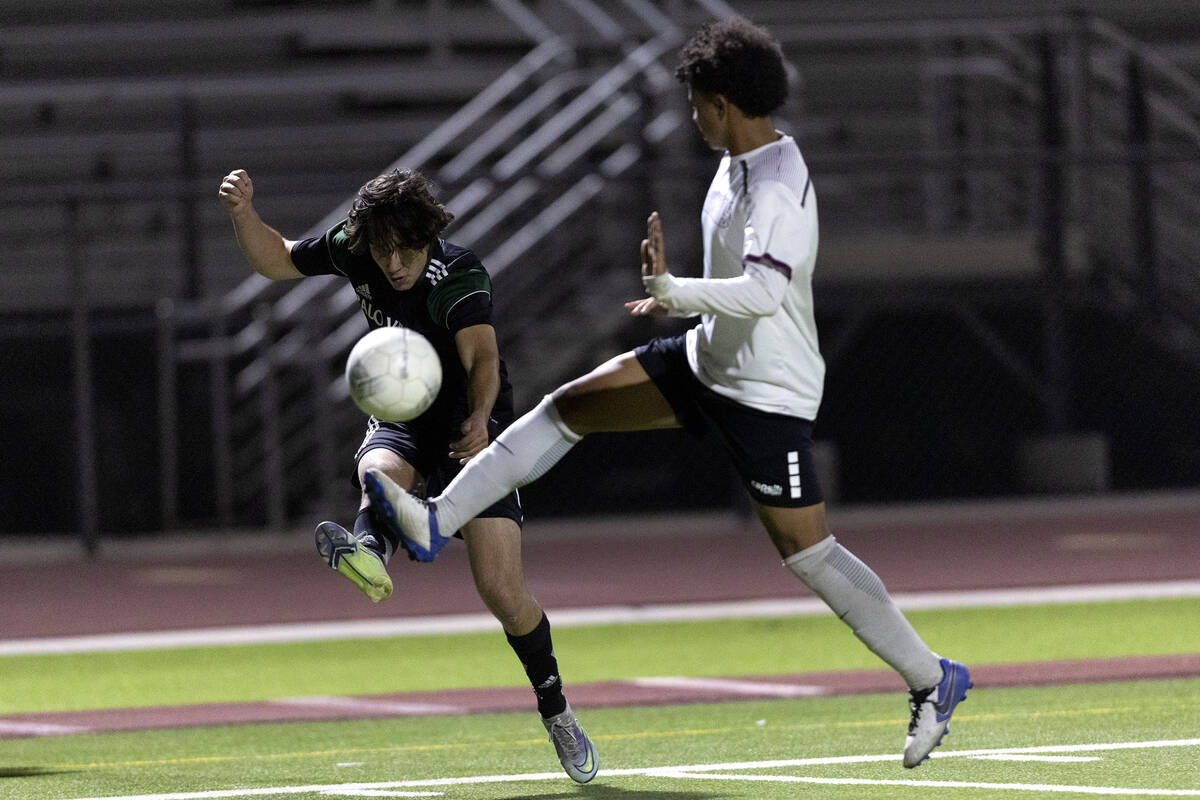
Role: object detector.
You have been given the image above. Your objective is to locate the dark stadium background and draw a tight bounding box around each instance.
[1,0,1198,541]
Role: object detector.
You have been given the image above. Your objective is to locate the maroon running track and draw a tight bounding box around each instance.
[2,494,1199,738]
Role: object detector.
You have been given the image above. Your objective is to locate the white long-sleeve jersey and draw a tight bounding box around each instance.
[644,134,824,419]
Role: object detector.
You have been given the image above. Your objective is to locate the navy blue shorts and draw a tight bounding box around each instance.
[354,413,523,528]
[635,334,824,508]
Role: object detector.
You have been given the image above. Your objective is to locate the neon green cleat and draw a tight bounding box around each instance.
[314,521,393,603]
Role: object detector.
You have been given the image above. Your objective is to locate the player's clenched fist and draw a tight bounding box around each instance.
[219,169,254,213]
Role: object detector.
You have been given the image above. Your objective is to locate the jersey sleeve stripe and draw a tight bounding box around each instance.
[746,252,793,280]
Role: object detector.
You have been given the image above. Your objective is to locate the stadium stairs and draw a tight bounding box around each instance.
[2,0,1199,534]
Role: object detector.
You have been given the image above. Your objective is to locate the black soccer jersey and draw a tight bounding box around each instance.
[290,219,512,420]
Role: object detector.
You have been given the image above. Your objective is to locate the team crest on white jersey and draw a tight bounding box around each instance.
[716,196,735,229]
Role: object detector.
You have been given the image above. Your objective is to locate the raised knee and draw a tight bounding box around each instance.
[474,578,527,623]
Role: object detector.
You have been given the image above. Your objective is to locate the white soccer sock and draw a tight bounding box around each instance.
[434,395,582,534]
[784,536,942,690]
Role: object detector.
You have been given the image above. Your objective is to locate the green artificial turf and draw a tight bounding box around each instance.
[1,597,1197,713]
[1,678,1198,800]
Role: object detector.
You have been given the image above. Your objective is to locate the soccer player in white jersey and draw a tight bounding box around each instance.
[364,17,971,768]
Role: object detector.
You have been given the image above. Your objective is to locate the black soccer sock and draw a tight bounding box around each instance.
[354,507,396,563]
[506,613,567,718]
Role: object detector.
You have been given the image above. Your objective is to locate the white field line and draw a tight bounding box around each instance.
[5,579,1200,657]
[971,755,1103,762]
[319,791,442,797]
[663,771,1200,795]
[45,738,1200,800]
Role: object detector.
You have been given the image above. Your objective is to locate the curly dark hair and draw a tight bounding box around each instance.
[674,16,787,118]
[344,169,455,255]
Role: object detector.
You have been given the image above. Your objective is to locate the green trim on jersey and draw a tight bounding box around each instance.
[425,267,491,328]
[327,226,356,271]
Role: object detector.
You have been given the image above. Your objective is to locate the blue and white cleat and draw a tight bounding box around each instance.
[362,468,449,563]
[314,521,392,603]
[903,657,972,767]
[542,703,599,783]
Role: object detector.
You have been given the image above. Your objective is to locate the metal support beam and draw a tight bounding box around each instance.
[1036,32,1071,434]
[1126,54,1160,320]
[156,298,179,530]
[67,198,100,556]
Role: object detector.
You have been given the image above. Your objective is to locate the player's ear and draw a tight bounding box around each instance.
[711,92,731,118]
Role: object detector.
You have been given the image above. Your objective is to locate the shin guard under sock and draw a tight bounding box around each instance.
[506,613,567,718]
[436,396,582,534]
[785,536,942,690]
[355,506,395,564]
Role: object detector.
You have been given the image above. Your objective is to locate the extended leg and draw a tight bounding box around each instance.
[365,351,677,560]
[462,517,597,783]
[756,501,970,767]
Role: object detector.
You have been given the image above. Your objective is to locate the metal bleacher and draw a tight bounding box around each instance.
[5,0,1200,536]
[154,0,742,529]
[0,1,529,305]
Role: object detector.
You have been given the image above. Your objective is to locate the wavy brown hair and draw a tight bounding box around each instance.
[344,169,454,255]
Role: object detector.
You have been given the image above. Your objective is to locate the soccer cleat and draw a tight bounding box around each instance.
[362,468,449,563]
[314,521,393,603]
[542,703,599,783]
[903,657,972,768]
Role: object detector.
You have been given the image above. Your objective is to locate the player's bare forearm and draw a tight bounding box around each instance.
[232,214,297,280]
[218,169,302,280]
[453,325,502,462]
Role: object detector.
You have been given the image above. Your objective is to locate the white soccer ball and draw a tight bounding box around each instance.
[345,327,442,421]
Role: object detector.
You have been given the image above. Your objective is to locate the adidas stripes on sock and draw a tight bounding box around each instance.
[506,613,567,718]
[355,506,395,564]
[784,535,942,690]
[435,395,582,535]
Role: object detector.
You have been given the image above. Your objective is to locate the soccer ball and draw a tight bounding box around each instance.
[345,327,442,421]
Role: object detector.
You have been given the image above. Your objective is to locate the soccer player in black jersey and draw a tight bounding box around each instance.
[219,167,597,783]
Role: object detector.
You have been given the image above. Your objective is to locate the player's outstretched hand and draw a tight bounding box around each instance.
[624,297,670,316]
[640,211,667,277]
[219,169,254,214]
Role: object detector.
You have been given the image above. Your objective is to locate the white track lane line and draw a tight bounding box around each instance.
[0,720,90,736]
[630,676,828,696]
[3,580,1199,656]
[271,696,465,715]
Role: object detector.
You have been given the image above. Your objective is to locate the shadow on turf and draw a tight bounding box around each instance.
[0,767,78,778]
[499,791,723,799]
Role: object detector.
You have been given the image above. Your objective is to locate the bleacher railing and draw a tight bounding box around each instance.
[9,5,1196,540]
